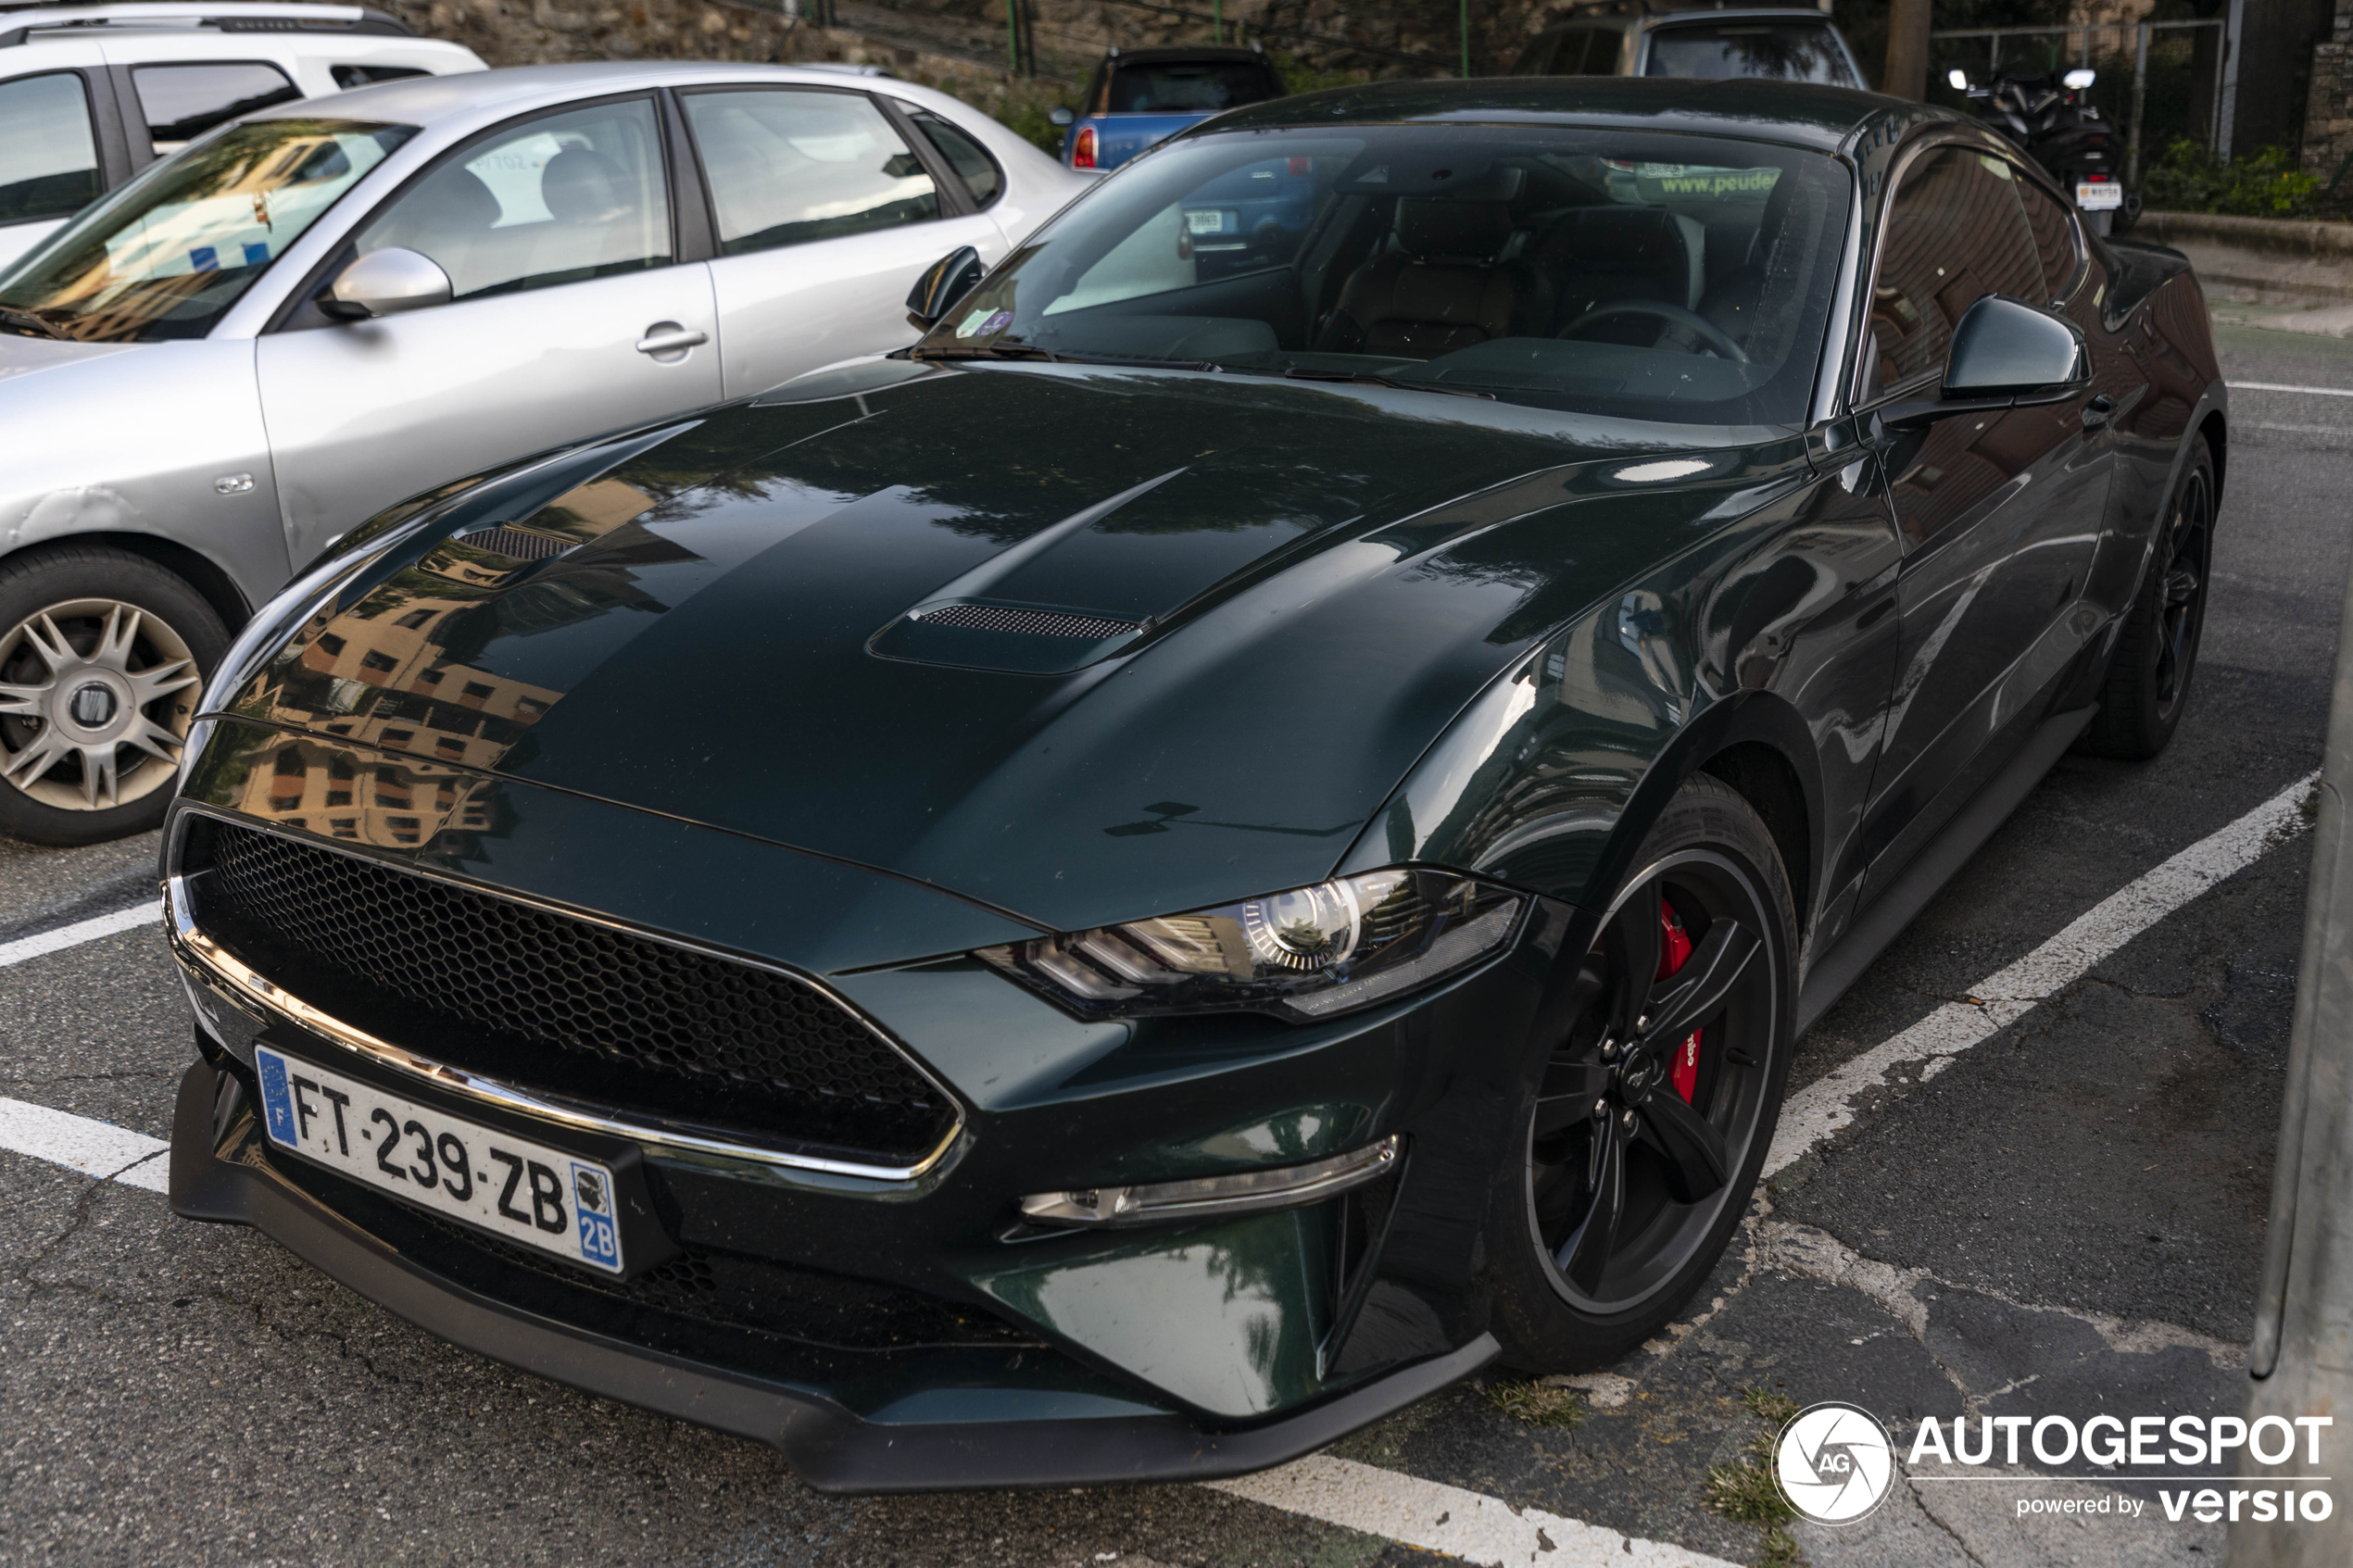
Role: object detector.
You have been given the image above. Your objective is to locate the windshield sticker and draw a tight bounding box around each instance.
[1637,166,1781,201]
[955,306,999,338]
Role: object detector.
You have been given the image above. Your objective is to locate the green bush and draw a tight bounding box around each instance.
[2144,139,2322,219]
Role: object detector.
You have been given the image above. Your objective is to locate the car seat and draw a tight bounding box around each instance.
[1312,168,1552,358]
[1541,207,1706,334]
[539,145,653,272]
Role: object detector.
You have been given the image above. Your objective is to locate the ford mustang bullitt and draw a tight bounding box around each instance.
[160,78,2224,1491]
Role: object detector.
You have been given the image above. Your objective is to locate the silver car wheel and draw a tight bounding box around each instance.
[0,597,203,811]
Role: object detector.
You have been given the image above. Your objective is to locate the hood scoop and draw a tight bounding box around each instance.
[875,599,1147,674]
[452,523,583,563]
[912,603,1140,639]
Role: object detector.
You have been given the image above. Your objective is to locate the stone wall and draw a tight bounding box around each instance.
[378,0,1021,94]
[2307,1,2353,189]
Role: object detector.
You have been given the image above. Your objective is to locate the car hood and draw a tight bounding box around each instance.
[0,333,142,385]
[227,362,1803,933]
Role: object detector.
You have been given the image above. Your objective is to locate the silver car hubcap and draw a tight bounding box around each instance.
[0,599,202,810]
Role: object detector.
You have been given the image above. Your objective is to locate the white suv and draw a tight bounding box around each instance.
[0,2,483,270]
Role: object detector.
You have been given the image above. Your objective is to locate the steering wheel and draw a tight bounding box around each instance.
[1559,301,1748,363]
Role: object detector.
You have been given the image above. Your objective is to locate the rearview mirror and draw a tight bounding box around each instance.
[1049,106,1076,128]
[905,245,985,329]
[1881,295,2087,429]
[321,247,452,321]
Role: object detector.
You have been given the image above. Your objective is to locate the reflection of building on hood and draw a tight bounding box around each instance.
[233,478,698,847]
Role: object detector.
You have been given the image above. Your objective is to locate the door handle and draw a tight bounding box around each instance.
[2082,394,2116,430]
[635,323,708,358]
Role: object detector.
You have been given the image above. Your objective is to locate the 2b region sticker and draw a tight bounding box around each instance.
[1777,1402,1897,1524]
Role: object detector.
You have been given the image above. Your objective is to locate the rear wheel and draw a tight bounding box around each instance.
[0,546,226,846]
[2078,442,2215,760]
[1484,773,1795,1371]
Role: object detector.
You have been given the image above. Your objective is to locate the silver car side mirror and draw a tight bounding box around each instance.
[1048,106,1075,127]
[321,247,453,322]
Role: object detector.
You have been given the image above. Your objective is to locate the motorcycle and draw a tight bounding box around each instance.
[1947,65,2140,235]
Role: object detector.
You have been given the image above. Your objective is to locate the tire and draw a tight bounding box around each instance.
[1483,772,1796,1371]
[2076,441,2216,760]
[0,544,229,847]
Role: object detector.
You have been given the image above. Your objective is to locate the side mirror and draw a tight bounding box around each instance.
[1048,106,1076,128]
[905,245,985,329]
[1881,295,2086,429]
[321,247,452,321]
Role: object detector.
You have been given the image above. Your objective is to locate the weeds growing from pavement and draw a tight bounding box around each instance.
[1705,1386,1804,1565]
[1480,1378,1587,1428]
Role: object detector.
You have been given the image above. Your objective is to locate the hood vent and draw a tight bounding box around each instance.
[454,524,579,562]
[912,604,1139,639]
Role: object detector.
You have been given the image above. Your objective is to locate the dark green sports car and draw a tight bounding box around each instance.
[161,78,2224,1490]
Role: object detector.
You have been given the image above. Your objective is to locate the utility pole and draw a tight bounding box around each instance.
[1884,0,1931,99]
[1461,0,1472,78]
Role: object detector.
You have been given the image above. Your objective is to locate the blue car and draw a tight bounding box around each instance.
[1050,45,1285,173]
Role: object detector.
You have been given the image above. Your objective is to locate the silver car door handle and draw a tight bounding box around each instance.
[635,326,708,356]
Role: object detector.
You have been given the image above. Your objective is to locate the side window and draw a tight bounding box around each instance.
[683,89,940,257]
[910,110,1001,207]
[0,72,101,225]
[332,65,431,90]
[353,98,670,303]
[2016,177,2083,302]
[131,62,300,155]
[1532,29,1617,75]
[1865,146,2045,396]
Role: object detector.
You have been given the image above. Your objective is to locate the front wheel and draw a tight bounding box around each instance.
[1483,773,1795,1370]
[0,545,227,846]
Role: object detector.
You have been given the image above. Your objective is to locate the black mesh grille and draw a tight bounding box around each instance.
[197,822,953,1160]
[454,525,575,561]
[914,604,1139,639]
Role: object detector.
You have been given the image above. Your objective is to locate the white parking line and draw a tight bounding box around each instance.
[1210,1453,1739,1567]
[2229,381,2353,396]
[1766,770,2317,1177]
[0,900,159,967]
[0,1098,168,1192]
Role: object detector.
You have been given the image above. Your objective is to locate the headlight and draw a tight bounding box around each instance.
[977,868,1522,1022]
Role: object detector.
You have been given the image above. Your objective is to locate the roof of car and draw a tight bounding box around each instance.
[0,2,411,46]
[244,58,931,125]
[1543,0,1849,22]
[1095,45,1275,67]
[1206,75,1928,154]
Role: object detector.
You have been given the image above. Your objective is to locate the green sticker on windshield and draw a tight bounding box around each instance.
[956,306,997,338]
[1631,165,1780,202]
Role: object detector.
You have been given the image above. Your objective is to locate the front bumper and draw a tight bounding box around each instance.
[171,1055,1496,1490]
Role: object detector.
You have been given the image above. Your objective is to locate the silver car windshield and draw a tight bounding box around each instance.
[0,118,412,344]
[913,125,1849,425]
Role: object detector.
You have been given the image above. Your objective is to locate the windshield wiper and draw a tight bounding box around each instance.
[1277,366,1495,399]
[0,307,70,342]
[908,343,1064,362]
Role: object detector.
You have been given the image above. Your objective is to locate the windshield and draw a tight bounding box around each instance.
[0,118,411,344]
[1105,61,1283,115]
[916,126,1849,425]
[1644,23,1857,86]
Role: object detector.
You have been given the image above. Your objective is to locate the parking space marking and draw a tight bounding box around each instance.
[1767,769,2318,1177]
[0,899,159,968]
[0,1097,169,1192]
[1209,1453,1739,1567]
[2229,381,2353,396]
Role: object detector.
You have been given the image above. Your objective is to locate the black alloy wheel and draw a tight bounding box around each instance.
[2079,441,2215,760]
[1485,773,1794,1369]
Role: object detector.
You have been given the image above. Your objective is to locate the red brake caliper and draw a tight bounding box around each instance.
[1656,901,1702,1104]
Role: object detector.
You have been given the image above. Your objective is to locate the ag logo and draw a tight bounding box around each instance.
[1775,1401,1895,1524]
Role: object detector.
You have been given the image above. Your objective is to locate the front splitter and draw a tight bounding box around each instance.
[166,1057,1497,1493]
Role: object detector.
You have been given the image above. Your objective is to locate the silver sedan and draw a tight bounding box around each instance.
[0,61,1083,844]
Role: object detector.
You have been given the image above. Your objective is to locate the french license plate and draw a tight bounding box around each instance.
[2076,181,2123,210]
[254,1044,623,1273]
[1185,207,1227,234]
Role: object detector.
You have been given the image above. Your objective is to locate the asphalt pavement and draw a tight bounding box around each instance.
[2,318,2348,1568]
